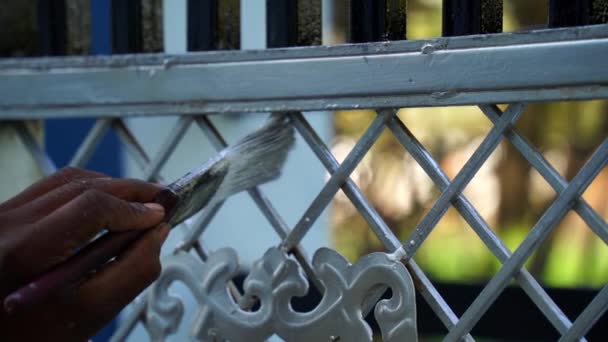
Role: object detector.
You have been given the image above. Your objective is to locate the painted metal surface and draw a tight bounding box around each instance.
[6,107,607,341]
[1,19,607,341]
[1,25,608,118]
[146,246,417,342]
[109,114,326,342]
[445,138,608,341]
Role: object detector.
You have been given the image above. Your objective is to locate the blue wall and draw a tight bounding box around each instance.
[44,1,121,340]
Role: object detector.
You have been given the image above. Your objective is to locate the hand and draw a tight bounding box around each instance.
[0,167,169,341]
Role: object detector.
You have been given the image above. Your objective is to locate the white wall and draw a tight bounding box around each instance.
[0,123,44,201]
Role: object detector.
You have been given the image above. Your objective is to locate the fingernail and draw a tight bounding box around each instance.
[144,202,165,213]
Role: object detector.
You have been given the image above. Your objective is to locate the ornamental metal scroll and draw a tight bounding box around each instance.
[146,246,418,341]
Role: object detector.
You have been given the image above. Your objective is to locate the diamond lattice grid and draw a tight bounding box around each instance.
[9,105,608,341]
[387,105,577,338]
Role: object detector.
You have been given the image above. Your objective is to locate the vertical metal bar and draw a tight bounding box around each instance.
[217,0,240,49]
[349,0,407,42]
[351,0,386,42]
[385,0,407,40]
[443,0,502,36]
[442,0,481,36]
[64,0,91,55]
[296,0,322,45]
[112,0,142,53]
[37,0,67,56]
[140,0,163,52]
[549,0,591,28]
[187,0,218,51]
[266,0,298,47]
[481,0,502,33]
[591,0,608,24]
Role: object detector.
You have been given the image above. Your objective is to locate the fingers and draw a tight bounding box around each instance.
[0,167,106,213]
[42,189,165,233]
[11,177,165,222]
[0,225,170,342]
[65,224,170,337]
[10,190,165,278]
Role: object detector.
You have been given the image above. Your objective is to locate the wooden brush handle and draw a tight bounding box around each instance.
[3,188,179,314]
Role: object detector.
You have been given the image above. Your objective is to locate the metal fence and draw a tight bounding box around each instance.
[1,1,607,341]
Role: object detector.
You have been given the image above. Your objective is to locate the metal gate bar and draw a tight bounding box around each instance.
[386,112,577,336]
[1,25,607,118]
[1,1,607,340]
[447,139,608,340]
[481,105,608,244]
[290,112,474,340]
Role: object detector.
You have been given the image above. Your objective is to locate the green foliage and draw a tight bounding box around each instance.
[330,0,608,289]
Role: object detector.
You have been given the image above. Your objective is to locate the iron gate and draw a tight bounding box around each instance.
[1,1,607,341]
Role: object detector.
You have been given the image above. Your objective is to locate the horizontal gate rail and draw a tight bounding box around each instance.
[1,25,608,118]
[1,2,607,339]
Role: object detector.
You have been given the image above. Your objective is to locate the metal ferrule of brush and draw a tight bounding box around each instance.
[157,112,295,227]
[156,158,229,227]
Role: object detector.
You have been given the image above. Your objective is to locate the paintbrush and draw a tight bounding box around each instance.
[3,114,295,313]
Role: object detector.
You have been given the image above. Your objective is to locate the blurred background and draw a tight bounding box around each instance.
[333,102,608,288]
[329,0,608,289]
[1,0,607,340]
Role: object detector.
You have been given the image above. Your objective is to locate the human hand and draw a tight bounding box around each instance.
[0,167,169,341]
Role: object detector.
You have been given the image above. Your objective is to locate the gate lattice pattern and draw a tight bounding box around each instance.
[1,25,608,342]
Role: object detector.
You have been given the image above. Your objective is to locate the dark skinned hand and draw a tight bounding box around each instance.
[0,167,170,342]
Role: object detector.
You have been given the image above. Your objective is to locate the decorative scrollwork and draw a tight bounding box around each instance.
[146,246,417,341]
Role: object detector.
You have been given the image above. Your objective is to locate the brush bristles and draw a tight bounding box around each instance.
[212,113,295,202]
